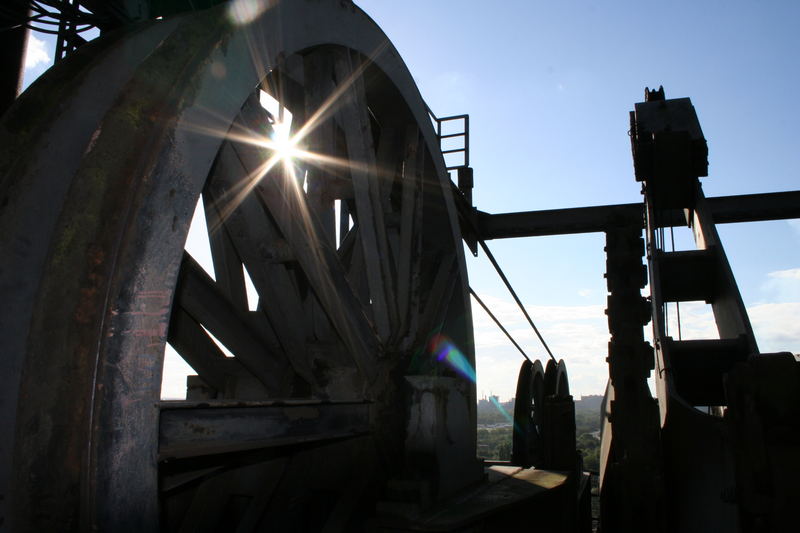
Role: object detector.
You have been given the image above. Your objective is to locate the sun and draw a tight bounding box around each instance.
[258,90,299,163]
[269,119,299,163]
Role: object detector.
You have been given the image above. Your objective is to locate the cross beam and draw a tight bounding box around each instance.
[477,190,800,239]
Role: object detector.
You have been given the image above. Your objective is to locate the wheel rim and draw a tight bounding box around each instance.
[1,4,474,530]
[512,359,545,467]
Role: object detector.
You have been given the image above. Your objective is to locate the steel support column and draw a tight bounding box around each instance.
[0,4,30,116]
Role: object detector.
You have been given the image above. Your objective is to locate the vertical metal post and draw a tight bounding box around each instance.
[55,0,82,62]
[599,217,664,532]
[0,4,30,115]
[463,114,469,166]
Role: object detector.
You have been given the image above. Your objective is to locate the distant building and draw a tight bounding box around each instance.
[575,394,603,412]
[477,394,501,413]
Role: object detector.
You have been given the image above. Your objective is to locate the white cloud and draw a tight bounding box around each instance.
[473,295,610,400]
[664,301,718,340]
[761,267,800,303]
[472,293,800,402]
[471,292,604,328]
[663,301,800,354]
[749,302,800,353]
[25,35,51,70]
[768,268,800,280]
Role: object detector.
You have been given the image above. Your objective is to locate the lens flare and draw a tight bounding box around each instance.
[258,90,298,162]
[269,121,299,162]
[429,334,476,383]
[181,40,394,238]
[490,396,520,433]
[227,0,272,25]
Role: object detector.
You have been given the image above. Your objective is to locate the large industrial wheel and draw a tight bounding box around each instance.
[0,2,474,531]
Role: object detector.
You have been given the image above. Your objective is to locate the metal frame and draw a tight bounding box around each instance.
[430,110,470,170]
[470,92,800,532]
[1,3,480,529]
[477,190,800,239]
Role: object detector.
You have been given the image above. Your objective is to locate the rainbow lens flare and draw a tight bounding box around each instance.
[490,395,520,433]
[429,334,476,383]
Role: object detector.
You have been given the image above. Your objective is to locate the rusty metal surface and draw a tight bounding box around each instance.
[0,17,184,529]
[159,400,370,460]
[0,1,476,530]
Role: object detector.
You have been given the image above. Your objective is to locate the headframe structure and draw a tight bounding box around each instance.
[1,1,799,532]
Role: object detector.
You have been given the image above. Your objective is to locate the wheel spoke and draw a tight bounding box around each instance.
[416,252,458,345]
[300,51,347,343]
[375,126,402,269]
[204,143,317,387]
[175,252,291,395]
[375,126,401,222]
[302,49,338,248]
[202,192,249,311]
[333,49,396,342]
[168,306,246,394]
[345,232,371,309]
[233,96,380,382]
[396,126,425,344]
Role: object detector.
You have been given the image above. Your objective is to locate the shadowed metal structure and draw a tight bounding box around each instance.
[2,2,799,533]
[0,1,485,530]
[1,1,592,531]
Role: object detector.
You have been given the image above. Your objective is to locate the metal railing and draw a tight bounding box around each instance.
[428,107,469,170]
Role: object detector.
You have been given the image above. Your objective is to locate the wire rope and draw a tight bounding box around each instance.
[477,238,557,362]
[469,287,531,363]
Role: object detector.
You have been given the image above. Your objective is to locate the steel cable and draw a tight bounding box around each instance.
[477,238,557,362]
[469,286,532,363]
[447,180,557,363]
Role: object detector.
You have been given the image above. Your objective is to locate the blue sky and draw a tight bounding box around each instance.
[358,0,800,399]
[21,0,799,400]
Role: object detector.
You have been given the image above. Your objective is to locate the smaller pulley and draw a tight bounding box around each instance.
[512,358,576,470]
[511,359,545,467]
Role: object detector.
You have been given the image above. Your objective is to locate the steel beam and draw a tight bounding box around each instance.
[0,4,29,116]
[478,190,800,239]
[706,190,800,224]
[159,400,370,460]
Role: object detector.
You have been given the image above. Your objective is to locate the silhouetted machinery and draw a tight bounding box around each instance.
[1,2,799,532]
